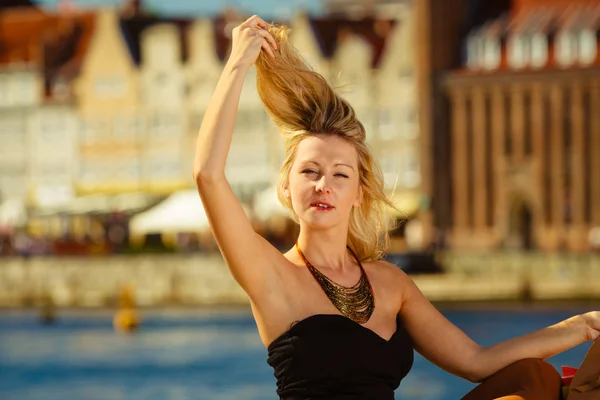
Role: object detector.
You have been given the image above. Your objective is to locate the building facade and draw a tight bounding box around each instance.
[0,3,427,246]
[442,1,600,252]
[75,9,142,195]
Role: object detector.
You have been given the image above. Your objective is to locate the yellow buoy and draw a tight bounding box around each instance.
[113,284,141,333]
[113,308,140,333]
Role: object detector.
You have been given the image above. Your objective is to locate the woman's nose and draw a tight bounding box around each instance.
[315,176,331,194]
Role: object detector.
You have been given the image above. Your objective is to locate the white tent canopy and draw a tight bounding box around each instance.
[0,198,27,229]
[129,190,210,235]
[33,192,158,217]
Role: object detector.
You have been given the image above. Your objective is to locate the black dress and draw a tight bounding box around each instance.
[267,314,414,399]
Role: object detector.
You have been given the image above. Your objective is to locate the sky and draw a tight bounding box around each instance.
[34,0,325,19]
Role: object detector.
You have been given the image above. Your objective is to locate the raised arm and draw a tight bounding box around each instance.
[193,16,281,302]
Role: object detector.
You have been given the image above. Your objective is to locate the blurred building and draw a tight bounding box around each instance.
[0,1,425,244]
[439,0,600,252]
[76,9,143,195]
[0,8,88,210]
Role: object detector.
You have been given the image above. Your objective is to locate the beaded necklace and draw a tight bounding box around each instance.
[295,242,375,324]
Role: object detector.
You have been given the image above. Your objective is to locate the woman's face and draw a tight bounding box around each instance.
[285,135,362,230]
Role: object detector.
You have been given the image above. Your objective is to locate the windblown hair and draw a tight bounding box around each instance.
[255,24,397,262]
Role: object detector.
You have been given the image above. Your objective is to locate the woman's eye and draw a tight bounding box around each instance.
[301,169,347,178]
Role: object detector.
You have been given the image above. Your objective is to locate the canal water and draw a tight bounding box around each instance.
[0,304,596,399]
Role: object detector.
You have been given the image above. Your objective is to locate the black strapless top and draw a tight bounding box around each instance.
[267,314,414,399]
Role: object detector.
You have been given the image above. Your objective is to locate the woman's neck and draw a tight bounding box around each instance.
[295,227,353,272]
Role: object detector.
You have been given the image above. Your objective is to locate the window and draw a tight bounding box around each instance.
[579,29,597,66]
[80,122,96,146]
[17,74,38,105]
[466,33,481,69]
[530,33,548,69]
[508,34,529,69]
[81,120,98,145]
[236,108,267,133]
[226,146,270,185]
[94,76,126,99]
[378,109,397,140]
[380,155,400,188]
[52,77,70,101]
[114,160,141,181]
[40,113,66,134]
[145,154,182,181]
[402,107,419,140]
[81,119,109,146]
[80,160,103,183]
[38,163,69,180]
[113,116,140,143]
[0,173,27,199]
[150,115,163,139]
[483,37,501,70]
[149,113,183,141]
[555,30,577,67]
[0,122,11,158]
[0,115,26,160]
[402,152,420,188]
[155,72,168,87]
[398,67,414,80]
[356,107,374,137]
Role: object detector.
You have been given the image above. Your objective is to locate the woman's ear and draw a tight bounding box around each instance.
[282,187,291,199]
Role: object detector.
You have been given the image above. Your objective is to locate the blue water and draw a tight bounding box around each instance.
[0,305,597,400]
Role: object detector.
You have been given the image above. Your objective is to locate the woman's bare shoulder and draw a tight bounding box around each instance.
[367,259,409,280]
[365,259,411,310]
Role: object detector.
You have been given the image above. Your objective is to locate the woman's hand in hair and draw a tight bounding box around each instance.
[229,15,277,70]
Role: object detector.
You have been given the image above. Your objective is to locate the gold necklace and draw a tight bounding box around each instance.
[295,242,375,324]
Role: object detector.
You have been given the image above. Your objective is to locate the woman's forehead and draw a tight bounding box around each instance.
[295,135,358,165]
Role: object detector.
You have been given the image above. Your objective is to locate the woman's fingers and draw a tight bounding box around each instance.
[234,15,276,59]
[242,15,269,30]
[261,38,275,58]
[240,15,276,50]
[255,28,277,51]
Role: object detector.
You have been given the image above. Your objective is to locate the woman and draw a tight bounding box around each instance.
[193,15,600,400]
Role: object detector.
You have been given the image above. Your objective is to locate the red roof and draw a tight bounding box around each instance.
[0,8,54,65]
[0,7,96,99]
[512,0,600,17]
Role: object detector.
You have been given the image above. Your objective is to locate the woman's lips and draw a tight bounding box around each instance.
[311,202,334,211]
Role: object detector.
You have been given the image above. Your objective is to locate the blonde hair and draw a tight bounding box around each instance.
[255,24,396,262]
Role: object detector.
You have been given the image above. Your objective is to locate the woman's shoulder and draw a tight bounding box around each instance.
[366,259,412,292]
[366,258,410,280]
[363,259,413,314]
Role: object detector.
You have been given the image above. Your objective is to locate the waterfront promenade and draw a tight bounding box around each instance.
[1,252,599,308]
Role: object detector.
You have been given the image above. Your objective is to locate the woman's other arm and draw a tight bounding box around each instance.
[397,268,599,382]
[472,311,598,379]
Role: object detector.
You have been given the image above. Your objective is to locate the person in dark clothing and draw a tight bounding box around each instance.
[193,15,600,399]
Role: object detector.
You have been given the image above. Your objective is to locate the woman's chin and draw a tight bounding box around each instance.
[299,214,340,230]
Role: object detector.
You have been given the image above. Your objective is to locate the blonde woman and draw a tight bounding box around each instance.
[193,15,600,400]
